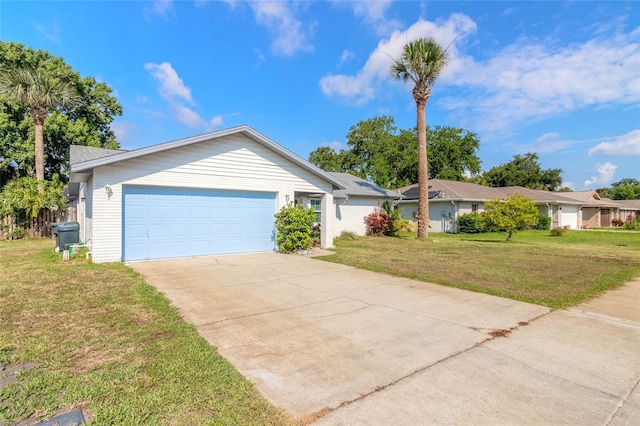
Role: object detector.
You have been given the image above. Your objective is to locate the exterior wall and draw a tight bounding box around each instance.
[581,207,599,228]
[321,193,334,248]
[334,196,391,236]
[398,200,457,233]
[89,134,334,263]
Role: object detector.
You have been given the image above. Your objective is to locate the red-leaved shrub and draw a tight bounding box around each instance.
[365,212,393,236]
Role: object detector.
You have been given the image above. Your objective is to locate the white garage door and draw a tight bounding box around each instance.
[123,186,275,261]
[561,205,579,229]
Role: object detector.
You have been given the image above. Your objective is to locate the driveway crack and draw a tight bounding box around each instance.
[605,374,640,425]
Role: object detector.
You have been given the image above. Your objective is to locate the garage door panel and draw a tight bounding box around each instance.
[123,186,275,261]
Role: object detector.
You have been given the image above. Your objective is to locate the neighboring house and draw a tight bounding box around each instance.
[397,180,588,233]
[613,199,640,222]
[327,172,401,236]
[553,191,622,228]
[69,126,347,263]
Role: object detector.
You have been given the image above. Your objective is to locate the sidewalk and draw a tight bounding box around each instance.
[571,277,640,324]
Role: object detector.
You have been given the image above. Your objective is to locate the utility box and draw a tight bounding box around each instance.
[56,221,80,252]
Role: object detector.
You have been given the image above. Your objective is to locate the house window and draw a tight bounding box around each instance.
[471,203,478,213]
[310,199,321,223]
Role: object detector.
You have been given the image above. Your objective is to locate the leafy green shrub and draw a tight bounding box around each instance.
[484,195,539,241]
[365,211,392,236]
[274,203,316,253]
[624,217,640,230]
[535,214,551,230]
[457,213,486,233]
[550,227,567,237]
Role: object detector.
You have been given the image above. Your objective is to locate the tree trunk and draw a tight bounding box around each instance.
[416,97,429,239]
[33,116,45,181]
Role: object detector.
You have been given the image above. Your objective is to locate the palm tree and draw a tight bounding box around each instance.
[391,37,449,239]
[0,66,80,181]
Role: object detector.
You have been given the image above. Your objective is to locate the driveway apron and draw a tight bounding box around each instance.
[131,253,640,425]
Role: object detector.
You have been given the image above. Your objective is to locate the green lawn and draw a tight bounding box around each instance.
[0,240,291,425]
[318,230,640,309]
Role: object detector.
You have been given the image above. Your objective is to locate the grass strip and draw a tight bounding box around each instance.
[319,230,640,310]
[0,239,291,425]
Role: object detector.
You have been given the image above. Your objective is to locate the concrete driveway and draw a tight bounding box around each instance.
[131,253,640,425]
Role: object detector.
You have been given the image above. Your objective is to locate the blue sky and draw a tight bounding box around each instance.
[1,0,638,190]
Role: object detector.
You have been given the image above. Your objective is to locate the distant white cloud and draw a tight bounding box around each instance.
[145,62,193,104]
[588,129,640,156]
[320,13,477,104]
[111,121,137,142]
[145,62,222,130]
[336,0,402,35]
[322,14,640,137]
[338,49,354,67]
[209,115,224,128]
[173,105,205,128]
[519,132,574,154]
[253,48,266,67]
[584,162,617,187]
[322,141,344,151]
[32,20,60,43]
[146,0,175,18]
[443,27,640,134]
[250,1,314,56]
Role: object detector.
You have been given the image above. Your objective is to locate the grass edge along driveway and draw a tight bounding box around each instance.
[0,240,293,425]
[318,230,640,310]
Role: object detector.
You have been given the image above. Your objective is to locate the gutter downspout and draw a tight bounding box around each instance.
[450,200,457,233]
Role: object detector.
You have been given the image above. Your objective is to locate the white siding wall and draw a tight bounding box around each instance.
[399,200,457,233]
[334,196,385,236]
[90,134,334,263]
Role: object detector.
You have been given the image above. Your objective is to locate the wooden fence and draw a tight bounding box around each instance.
[0,208,76,240]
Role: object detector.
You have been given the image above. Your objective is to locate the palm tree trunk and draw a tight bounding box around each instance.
[33,116,45,181]
[417,98,429,239]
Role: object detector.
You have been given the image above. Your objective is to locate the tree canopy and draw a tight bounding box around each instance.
[0,42,122,186]
[596,178,640,200]
[308,116,481,189]
[480,153,562,191]
[483,195,539,241]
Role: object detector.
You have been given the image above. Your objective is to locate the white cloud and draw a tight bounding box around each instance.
[443,27,640,134]
[320,14,477,104]
[250,1,314,56]
[253,48,266,67]
[145,62,224,130]
[338,49,354,67]
[146,0,174,18]
[32,20,60,43]
[209,115,224,128]
[322,141,344,151]
[145,62,193,104]
[584,162,617,187]
[174,105,205,128]
[111,121,136,142]
[519,132,574,154]
[588,129,640,156]
[338,0,402,35]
